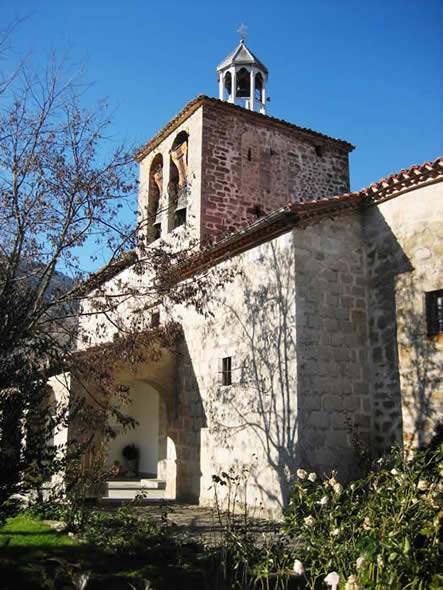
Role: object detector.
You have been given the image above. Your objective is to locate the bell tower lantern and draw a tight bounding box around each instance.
[217,30,268,114]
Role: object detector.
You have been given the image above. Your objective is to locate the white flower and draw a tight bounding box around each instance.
[324,571,340,589]
[296,468,307,480]
[331,527,340,537]
[390,468,399,476]
[345,574,361,590]
[350,483,356,491]
[308,472,317,482]
[328,477,338,487]
[363,516,371,530]
[292,559,304,576]
[417,479,429,491]
[303,515,315,527]
[318,495,329,506]
[333,483,343,496]
[356,556,366,569]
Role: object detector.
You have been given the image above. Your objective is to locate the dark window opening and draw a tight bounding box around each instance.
[169,132,189,231]
[315,145,324,157]
[151,311,160,328]
[153,222,161,241]
[247,204,264,219]
[426,289,443,336]
[149,153,163,242]
[174,208,187,228]
[222,356,232,386]
[236,67,250,98]
[224,71,232,99]
[247,148,252,161]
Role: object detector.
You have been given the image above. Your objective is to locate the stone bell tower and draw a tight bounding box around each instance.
[217,36,268,114]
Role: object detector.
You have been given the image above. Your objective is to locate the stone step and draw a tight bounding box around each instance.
[104,487,166,500]
[106,479,166,490]
[103,477,167,500]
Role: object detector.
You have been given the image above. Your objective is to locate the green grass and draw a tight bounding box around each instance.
[0,513,76,548]
[0,512,216,589]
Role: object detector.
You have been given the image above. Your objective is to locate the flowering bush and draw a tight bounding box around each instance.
[283,445,442,589]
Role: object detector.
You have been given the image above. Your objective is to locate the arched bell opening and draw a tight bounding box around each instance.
[168,131,189,231]
[236,67,250,99]
[254,72,267,113]
[148,153,163,242]
[255,72,263,102]
[223,71,232,100]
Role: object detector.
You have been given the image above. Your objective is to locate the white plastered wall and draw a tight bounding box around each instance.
[106,380,159,475]
[172,231,299,516]
[47,372,71,487]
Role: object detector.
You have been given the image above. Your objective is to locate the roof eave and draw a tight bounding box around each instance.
[134,95,354,162]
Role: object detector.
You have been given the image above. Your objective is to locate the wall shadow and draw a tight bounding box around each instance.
[167,336,206,503]
[363,205,441,452]
[205,237,300,509]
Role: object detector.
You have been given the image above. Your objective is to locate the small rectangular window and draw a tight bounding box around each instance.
[221,356,232,386]
[174,208,187,228]
[151,311,160,328]
[426,289,443,336]
[153,223,161,240]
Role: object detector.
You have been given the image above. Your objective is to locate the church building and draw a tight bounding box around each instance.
[51,39,442,515]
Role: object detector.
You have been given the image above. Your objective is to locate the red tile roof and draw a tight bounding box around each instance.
[289,156,443,216]
[84,157,442,287]
[177,156,442,277]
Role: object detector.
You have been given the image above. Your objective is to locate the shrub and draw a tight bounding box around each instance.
[210,466,295,590]
[84,504,166,554]
[283,445,442,589]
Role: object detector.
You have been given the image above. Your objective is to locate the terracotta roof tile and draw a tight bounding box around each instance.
[90,157,441,285]
[288,156,443,215]
[179,156,442,277]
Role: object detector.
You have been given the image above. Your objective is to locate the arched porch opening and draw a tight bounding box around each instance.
[106,380,160,477]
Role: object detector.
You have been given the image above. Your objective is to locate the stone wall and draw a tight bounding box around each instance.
[200,102,351,241]
[364,182,443,451]
[293,212,371,479]
[66,178,443,514]
[174,232,298,515]
[175,214,371,514]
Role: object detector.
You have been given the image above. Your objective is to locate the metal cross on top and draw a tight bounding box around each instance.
[237,23,248,42]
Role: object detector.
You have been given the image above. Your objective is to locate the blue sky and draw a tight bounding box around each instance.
[2,0,442,269]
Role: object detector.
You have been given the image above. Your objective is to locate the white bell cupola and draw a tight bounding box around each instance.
[217,39,268,114]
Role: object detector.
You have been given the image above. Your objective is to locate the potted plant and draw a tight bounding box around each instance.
[122,444,139,477]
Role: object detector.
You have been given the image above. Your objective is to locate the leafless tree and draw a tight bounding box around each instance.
[0,32,233,516]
